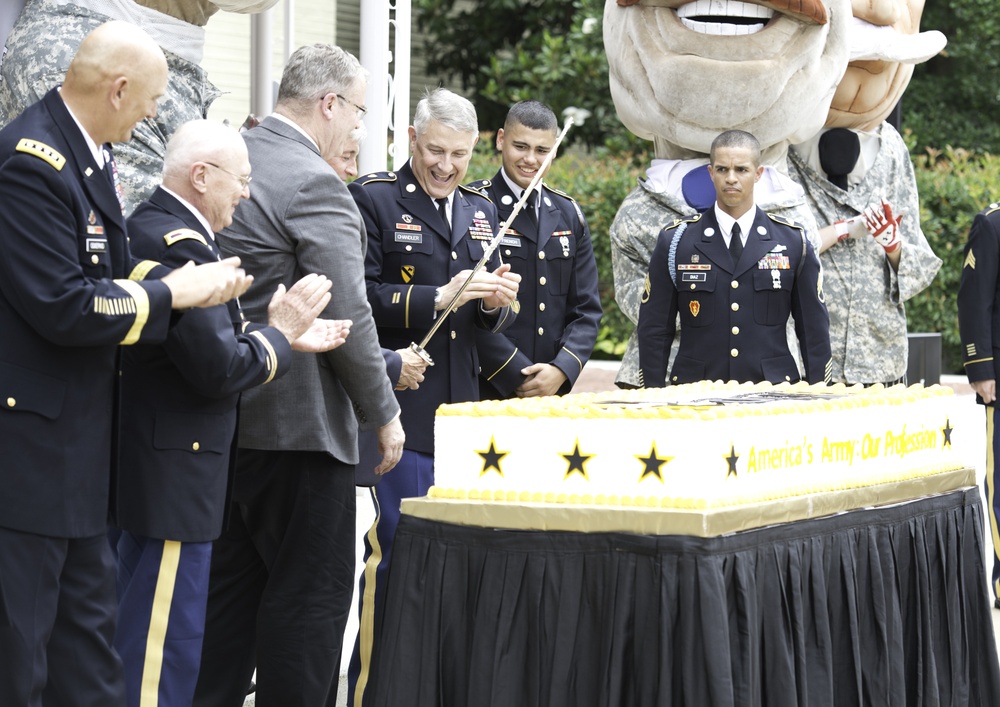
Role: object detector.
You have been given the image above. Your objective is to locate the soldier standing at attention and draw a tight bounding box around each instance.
[637,130,831,387]
[469,100,602,398]
[957,202,1000,610]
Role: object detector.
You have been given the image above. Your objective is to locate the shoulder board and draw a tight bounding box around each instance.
[459,183,493,203]
[546,184,576,203]
[766,212,804,231]
[984,203,1000,216]
[16,138,65,171]
[355,171,398,186]
[664,215,700,231]
[163,228,209,248]
[467,178,491,190]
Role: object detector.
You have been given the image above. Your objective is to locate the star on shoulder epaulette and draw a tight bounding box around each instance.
[766,212,804,230]
[985,203,1000,217]
[16,138,65,171]
[459,183,493,203]
[355,171,397,186]
[163,228,209,248]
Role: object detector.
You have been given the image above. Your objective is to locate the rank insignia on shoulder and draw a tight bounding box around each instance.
[163,228,209,248]
[766,213,802,230]
[16,138,65,170]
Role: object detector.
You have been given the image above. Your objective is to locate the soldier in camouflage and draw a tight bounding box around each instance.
[0,0,273,215]
[785,2,945,385]
[788,123,941,385]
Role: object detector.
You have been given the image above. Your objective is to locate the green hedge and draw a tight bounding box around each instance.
[468,135,1000,371]
[911,145,1000,373]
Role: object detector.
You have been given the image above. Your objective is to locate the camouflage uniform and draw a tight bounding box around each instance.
[611,161,819,388]
[788,122,941,384]
[0,0,221,215]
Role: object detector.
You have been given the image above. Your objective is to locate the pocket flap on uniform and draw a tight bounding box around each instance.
[153,411,228,455]
[0,361,66,420]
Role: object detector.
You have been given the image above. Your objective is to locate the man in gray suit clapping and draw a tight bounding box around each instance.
[193,44,404,707]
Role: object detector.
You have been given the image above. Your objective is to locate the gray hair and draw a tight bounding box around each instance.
[349,122,368,146]
[412,88,478,139]
[709,130,761,166]
[276,44,367,109]
[162,119,244,187]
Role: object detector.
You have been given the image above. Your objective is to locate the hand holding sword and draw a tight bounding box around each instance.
[409,109,586,365]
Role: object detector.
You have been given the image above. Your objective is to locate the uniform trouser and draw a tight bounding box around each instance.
[192,449,356,707]
[347,449,435,707]
[114,532,212,707]
[0,528,125,707]
[986,405,1000,602]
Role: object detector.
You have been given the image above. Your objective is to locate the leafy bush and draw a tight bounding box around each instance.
[467,135,643,358]
[910,143,1000,373]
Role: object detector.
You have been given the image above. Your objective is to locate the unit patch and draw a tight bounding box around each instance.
[401,265,415,283]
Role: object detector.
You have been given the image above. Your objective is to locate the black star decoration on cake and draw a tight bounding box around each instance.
[725,443,739,478]
[476,436,509,477]
[942,418,954,448]
[561,439,593,479]
[637,444,672,482]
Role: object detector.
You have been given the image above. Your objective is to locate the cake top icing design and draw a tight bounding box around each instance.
[561,440,594,480]
[637,444,672,482]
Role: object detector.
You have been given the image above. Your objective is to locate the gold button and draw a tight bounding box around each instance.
[538,327,544,335]
[730,348,739,357]
[690,284,696,290]
[731,326,740,335]
[672,376,678,382]
[91,254,99,265]
[539,303,546,311]
[731,281,738,289]
[785,376,791,381]
[538,252,545,260]
[451,330,457,339]
[505,249,511,256]
[731,302,739,311]
[6,397,14,408]
[451,251,457,260]
[539,277,547,286]
[192,442,200,451]
[405,245,412,252]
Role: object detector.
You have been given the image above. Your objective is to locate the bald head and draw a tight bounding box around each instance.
[162,120,251,233]
[61,21,168,145]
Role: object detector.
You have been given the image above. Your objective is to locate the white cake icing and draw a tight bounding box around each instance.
[431,381,970,508]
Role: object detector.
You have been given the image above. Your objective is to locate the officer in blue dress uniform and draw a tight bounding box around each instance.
[638,130,831,387]
[114,120,344,707]
[957,202,1000,609]
[0,24,249,706]
[346,88,520,707]
[469,100,602,398]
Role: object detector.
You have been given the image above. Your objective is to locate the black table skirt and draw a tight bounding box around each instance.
[369,489,1000,707]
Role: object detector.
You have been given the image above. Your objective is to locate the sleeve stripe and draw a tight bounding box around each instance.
[129,259,160,281]
[113,279,151,345]
[249,330,279,384]
[404,285,413,329]
[964,357,994,366]
[561,346,583,373]
[486,348,519,381]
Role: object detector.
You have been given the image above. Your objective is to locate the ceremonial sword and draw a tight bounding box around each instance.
[408,112,582,366]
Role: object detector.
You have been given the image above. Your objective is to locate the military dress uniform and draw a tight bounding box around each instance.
[0,88,175,706]
[347,161,516,707]
[957,203,1000,607]
[468,171,602,398]
[114,187,293,707]
[637,207,831,387]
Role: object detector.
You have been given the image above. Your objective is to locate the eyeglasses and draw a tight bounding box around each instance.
[336,94,368,120]
[205,162,252,189]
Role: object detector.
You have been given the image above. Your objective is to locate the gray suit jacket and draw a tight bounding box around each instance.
[216,116,399,464]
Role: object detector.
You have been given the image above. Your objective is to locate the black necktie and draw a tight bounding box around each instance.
[729,222,743,265]
[436,198,450,230]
